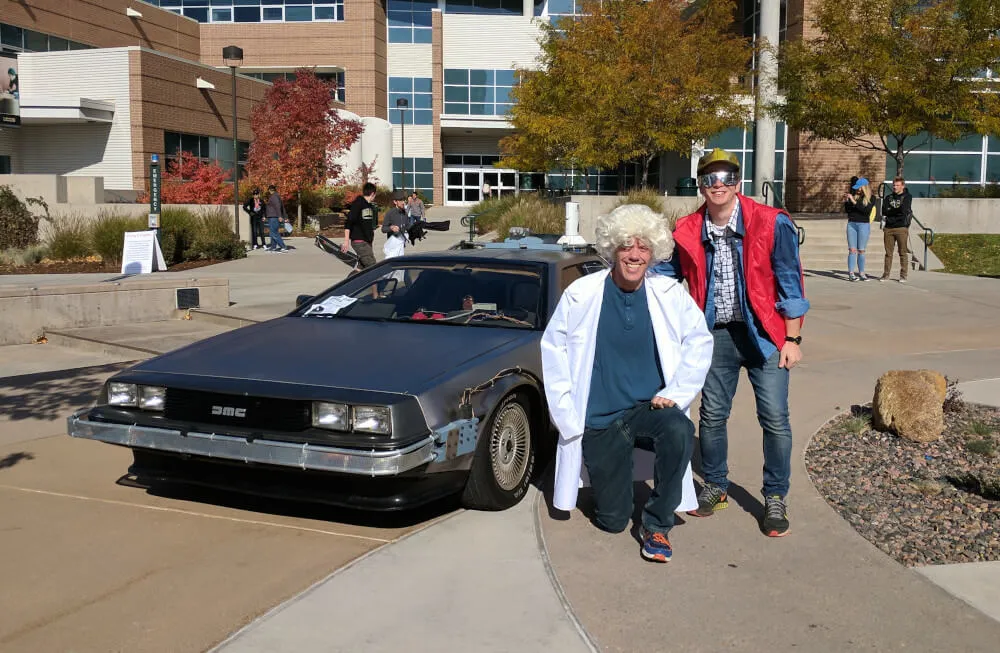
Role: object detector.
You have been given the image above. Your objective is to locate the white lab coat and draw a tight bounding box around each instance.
[541,269,714,512]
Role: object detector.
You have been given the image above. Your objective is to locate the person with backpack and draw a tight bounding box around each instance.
[880,176,913,283]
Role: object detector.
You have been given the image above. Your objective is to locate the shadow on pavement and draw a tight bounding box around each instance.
[0,451,35,470]
[0,362,134,422]
[120,474,461,530]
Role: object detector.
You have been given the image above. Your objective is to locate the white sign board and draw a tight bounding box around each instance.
[121,230,167,274]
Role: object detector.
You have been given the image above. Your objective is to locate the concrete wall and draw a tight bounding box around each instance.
[0,276,229,346]
[911,198,1000,234]
[17,49,134,189]
[570,195,707,243]
[0,174,67,205]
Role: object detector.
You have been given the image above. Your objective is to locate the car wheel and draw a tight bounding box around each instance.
[461,391,535,511]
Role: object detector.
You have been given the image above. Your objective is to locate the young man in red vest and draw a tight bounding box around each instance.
[653,148,808,537]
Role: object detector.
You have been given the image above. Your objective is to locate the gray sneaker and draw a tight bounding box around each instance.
[688,483,728,517]
[762,495,790,537]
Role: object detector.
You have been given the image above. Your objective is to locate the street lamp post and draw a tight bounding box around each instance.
[396,98,408,192]
[223,45,244,239]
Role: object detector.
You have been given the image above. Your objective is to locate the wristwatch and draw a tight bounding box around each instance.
[785,335,803,345]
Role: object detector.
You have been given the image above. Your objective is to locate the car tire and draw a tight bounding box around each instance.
[461,391,535,511]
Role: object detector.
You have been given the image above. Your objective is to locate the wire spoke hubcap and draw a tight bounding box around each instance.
[490,402,530,491]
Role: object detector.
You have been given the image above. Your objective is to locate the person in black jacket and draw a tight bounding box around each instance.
[341,182,378,269]
[243,188,268,250]
[843,177,874,281]
[880,176,913,283]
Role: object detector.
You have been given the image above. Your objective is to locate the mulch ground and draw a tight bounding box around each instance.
[0,258,224,275]
[806,402,999,566]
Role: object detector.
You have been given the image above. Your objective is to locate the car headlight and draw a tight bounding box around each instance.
[139,386,166,411]
[312,402,349,431]
[353,405,391,435]
[108,382,138,407]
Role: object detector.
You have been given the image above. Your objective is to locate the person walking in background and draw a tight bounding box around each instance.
[407,191,425,223]
[342,182,378,269]
[382,190,409,260]
[880,176,913,283]
[542,204,712,563]
[654,147,809,538]
[243,188,268,250]
[844,177,874,281]
[264,184,288,252]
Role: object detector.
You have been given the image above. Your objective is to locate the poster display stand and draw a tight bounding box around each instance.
[121,231,167,274]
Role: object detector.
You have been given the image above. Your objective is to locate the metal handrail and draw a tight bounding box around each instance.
[460,213,479,241]
[761,181,805,245]
[761,180,785,209]
[910,214,935,272]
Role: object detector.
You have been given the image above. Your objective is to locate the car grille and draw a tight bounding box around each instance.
[164,388,311,432]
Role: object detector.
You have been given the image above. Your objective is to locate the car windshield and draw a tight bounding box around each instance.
[298,261,544,329]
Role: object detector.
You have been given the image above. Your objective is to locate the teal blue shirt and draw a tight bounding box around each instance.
[585,276,664,430]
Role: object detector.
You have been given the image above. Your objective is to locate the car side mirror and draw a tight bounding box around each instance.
[295,294,314,308]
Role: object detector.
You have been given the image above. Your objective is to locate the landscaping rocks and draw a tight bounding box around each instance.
[807,403,1000,567]
[872,369,947,442]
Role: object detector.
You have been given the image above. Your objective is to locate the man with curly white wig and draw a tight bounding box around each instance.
[541,204,714,563]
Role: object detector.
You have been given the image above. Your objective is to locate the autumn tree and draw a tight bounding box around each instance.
[245,68,363,227]
[137,152,232,204]
[502,0,753,186]
[775,0,1000,177]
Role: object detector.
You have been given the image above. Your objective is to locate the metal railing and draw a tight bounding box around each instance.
[460,213,479,241]
[911,214,935,272]
[762,181,805,245]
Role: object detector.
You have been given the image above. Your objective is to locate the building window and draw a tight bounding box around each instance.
[0,22,93,52]
[387,0,434,44]
[706,123,788,197]
[164,131,250,179]
[443,69,515,117]
[245,71,345,103]
[0,155,11,175]
[393,157,434,202]
[144,1,345,23]
[389,78,433,125]
[444,0,522,16]
[546,0,585,24]
[884,132,997,197]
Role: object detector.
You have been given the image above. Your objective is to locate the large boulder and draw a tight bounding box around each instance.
[872,370,947,443]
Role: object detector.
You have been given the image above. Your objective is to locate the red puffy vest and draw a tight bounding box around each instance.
[672,195,802,348]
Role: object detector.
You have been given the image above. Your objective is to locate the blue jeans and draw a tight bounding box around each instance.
[698,325,792,497]
[267,217,286,250]
[581,402,694,535]
[846,221,870,274]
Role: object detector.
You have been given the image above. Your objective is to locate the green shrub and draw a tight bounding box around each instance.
[965,438,996,456]
[190,207,246,261]
[0,185,48,250]
[615,188,665,213]
[89,211,146,264]
[0,244,49,267]
[45,213,94,260]
[159,207,200,263]
[936,184,1000,199]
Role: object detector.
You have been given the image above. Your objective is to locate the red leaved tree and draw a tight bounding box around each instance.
[245,68,364,228]
[138,152,232,204]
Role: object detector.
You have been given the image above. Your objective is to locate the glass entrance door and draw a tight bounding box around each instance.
[444,154,519,206]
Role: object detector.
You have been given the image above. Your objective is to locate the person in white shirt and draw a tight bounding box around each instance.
[541,204,713,563]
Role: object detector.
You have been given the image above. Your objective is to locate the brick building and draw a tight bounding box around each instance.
[0,0,994,210]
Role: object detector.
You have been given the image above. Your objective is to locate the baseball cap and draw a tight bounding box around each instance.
[697,148,741,175]
[851,177,869,190]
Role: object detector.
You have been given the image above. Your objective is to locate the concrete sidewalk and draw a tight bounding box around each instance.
[217,270,1000,653]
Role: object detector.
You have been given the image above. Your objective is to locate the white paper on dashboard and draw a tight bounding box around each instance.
[304,295,357,316]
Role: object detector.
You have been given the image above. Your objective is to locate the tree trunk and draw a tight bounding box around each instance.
[895,141,905,178]
[641,156,651,188]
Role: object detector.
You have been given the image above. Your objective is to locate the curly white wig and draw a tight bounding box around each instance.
[594,204,675,263]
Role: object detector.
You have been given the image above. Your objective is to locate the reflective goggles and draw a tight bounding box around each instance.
[698,171,740,188]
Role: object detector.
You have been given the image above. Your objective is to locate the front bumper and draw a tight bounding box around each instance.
[67,410,437,477]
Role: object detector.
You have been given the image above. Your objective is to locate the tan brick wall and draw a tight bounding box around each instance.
[432,9,443,204]
[0,0,200,59]
[129,49,270,191]
[198,0,387,119]
[782,0,887,212]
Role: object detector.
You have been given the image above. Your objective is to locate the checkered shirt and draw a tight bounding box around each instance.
[707,202,744,324]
